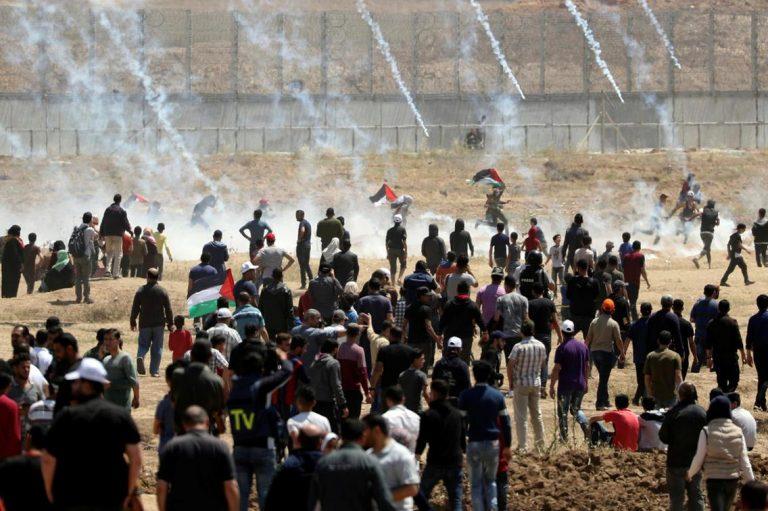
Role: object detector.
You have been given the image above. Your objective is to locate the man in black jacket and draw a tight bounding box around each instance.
[646,295,683,355]
[258,269,294,339]
[449,219,474,258]
[566,260,599,337]
[421,224,446,275]
[101,194,132,279]
[705,300,748,392]
[330,239,359,285]
[416,379,466,511]
[440,280,486,362]
[659,382,706,511]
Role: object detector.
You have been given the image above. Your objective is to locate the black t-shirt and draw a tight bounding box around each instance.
[386,226,407,250]
[377,343,416,389]
[490,233,509,259]
[728,232,743,257]
[566,275,599,317]
[404,303,432,343]
[700,208,719,232]
[229,340,279,376]
[678,316,694,357]
[46,398,141,508]
[158,429,236,511]
[0,455,52,511]
[528,297,556,337]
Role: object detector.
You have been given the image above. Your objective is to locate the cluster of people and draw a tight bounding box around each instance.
[0,191,768,511]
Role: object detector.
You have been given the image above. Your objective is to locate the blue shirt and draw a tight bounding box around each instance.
[490,233,510,260]
[298,219,312,245]
[747,310,768,353]
[189,263,218,282]
[402,271,437,305]
[628,316,650,364]
[154,393,175,452]
[458,383,511,445]
[234,278,259,299]
[203,241,229,274]
[618,242,633,261]
[690,297,718,341]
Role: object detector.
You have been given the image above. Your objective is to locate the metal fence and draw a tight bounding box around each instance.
[0,6,766,98]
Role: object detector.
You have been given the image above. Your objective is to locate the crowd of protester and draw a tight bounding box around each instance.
[0,193,767,511]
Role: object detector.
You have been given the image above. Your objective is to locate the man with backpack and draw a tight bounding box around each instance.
[69,212,98,304]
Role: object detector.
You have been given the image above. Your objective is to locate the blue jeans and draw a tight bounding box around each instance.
[421,465,462,511]
[467,440,499,511]
[591,350,616,408]
[556,389,588,441]
[233,445,276,511]
[137,326,165,375]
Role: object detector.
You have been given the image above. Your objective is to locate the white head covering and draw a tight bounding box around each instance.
[344,281,359,295]
[322,237,341,263]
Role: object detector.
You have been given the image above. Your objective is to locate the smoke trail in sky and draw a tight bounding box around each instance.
[356,0,429,137]
[564,0,624,103]
[467,0,525,99]
[637,0,681,70]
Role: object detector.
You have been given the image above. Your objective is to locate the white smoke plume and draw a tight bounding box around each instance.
[636,0,681,70]
[467,0,525,100]
[355,0,429,138]
[564,0,624,103]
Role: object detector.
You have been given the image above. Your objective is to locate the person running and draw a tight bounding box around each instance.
[706,300,748,392]
[239,209,272,259]
[746,294,768,410]
[449,219,474,259]
[421,224,446,275]
[385,215,408,285]
[673,191,700,244]
[641,194,668,246]
[694,199,719,269]
[720,223,755,287]
[753,208,768,268]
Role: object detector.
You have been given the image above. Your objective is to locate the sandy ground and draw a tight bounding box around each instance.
[0,247,767,510]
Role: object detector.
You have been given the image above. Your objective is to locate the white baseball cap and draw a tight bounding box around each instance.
[216,307,233,319]
[241,261,258,275]
[393,214,403,223]
[561,320,575,334]
[65,358,110,384]
[447,337,462,349]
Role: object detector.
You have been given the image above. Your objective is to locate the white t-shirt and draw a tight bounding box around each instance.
[574,248,595,268]
[732,407,757,450]
[257,246,287,280]
[445,272,476,300]
[382,404,421,454]
[548,245,564,269]
[28,364,48,397]
[638,412,667,451]
[368,439,420,511]
[287,411,332,438]
[32,347,53,375]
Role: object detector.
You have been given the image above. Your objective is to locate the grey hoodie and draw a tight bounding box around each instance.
[309,353,346,408]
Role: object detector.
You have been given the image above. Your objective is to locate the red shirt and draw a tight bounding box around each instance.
[122,232,133,253]
[622,251,645,286]
[604,409,639,451]
[0,395,21,460]
[168,330,193,361]
[523,229,542,252]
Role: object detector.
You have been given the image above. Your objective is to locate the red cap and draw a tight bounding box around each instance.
[266,232,276,242]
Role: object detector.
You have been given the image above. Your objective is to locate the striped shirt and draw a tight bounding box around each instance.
[508,336,547,388]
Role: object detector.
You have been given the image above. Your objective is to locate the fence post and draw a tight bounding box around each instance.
[186,10,192,95]
[708,9,715,93]
[539,10,547,94]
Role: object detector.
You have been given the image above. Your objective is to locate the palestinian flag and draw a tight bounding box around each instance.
[369,183,398,204]
[468,168,504,187]
[187,269,235,318]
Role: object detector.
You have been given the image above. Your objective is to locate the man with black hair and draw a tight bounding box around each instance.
[720,223,754,287]
[495,274,529,360]
[258,269,294,339]
[309,264,344,325]
[227,342,293,510]
[747,294,768,410]
[625,302,653,404]
[458,360,511,511]
[331,238,360,286]
[286,387,332,448]
[363,413,420,511]
[309,340,347,433]
[739,481,768,510]
[357,277,393,334]
[402,261,438,306]
[203,230,229,274]
[449,219,474,258]
[753,208,768,268]
[403,287,441,370]
[562,213,587,272]
[440,280,486,362]
[131,267,174,377]
[706,300,748,392]
[101,193,132,278]
[566,259,599,337]
[171,339,226,434]
[158,405,239,511]
[240,209,273,258]
[518,251,554,300]
[690,284,719,373]
[528,282,560,395]
[644,331,683,408]
[588,394,639,451]
[647,295,683,355]
[444,253,478,301]
[659,382,706,511]
[370,326,415,409]
[188,252,218,295]
[47,333,81,417]
[43,358,142,510]
[338,324,370,419]
[489,222,510,269]
[263,424,324,511]
[308,419,396,511]
[386,215,408,285]
[623,240,650,320]
[728,392,757,451]
[508,319,547,452]
[316,208,344,251]
[672,298,697,378]
[693,199,720,269]
[416,379,465,511]
[72,211,97,304]
[295,210,313,289]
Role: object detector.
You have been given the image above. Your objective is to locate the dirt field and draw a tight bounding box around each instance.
[0,149,767,509]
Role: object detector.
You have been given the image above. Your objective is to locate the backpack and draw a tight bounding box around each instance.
[68,225,88,257]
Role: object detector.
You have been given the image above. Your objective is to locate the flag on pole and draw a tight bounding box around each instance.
[369,183,398,204]
[187,269,235,318]
[467,168,504,187]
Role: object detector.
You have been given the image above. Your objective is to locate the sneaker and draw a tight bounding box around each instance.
[136,358,146,375]
[84,298,94,304]
[692,258,699,269]
[150,373,160,378]
[746,280,756,286]
[75,297,82,304]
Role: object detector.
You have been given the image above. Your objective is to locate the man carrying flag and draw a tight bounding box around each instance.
[130,267,174,377]
[369,183,414,226]
[469,169,508,230]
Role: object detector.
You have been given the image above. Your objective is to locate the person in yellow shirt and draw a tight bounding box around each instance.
[154,223,173,280]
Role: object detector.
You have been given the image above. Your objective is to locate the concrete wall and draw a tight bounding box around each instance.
[0,92,764,156]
